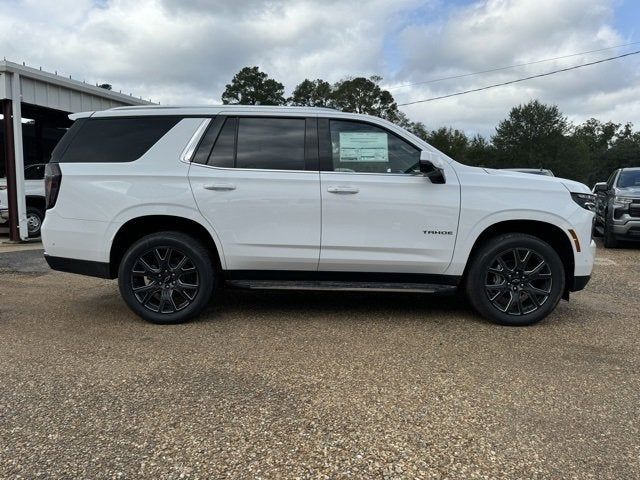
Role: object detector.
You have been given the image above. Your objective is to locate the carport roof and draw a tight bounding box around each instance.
[0,60,154,113]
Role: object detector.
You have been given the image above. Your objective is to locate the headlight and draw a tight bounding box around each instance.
[614,196,633,207]
[571,192,595,211]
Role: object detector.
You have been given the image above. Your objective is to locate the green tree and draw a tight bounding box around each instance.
[426,127,469,162]
[289,79,333,107]
[221,66,286,105]
[572,119,622,184]
[492,100,570,171]
[555,136,591,184]
[466,134,495,167]
[573,118,619,152]
[331,76,400,122]
[598,130,640,182]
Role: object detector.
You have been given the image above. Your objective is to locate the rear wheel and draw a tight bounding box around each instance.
[465,233,565,326]
[26,207,44,238]
[118,232,216,324]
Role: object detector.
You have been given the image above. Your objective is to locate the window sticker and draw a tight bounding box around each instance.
[339,132,388,162]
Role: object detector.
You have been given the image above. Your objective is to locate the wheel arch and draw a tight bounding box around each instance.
[463,219,575,297]
[109,215,223,279]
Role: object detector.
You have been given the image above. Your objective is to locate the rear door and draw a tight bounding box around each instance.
[189,115,321,272]
[318,118,460,275]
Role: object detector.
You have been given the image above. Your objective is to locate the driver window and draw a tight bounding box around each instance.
[329,120,420,174]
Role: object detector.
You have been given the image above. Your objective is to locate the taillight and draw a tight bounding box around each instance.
[45,163,62,209]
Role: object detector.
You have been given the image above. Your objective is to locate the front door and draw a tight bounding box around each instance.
[189,115,321,272]
[318,118,460,275]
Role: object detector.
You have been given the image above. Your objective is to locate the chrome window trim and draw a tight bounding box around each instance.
[180,118,212,164]
[189,162,311,174]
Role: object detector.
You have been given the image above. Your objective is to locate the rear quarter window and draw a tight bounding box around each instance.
[54,117,180,163]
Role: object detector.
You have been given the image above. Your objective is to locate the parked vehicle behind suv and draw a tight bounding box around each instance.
[0,163,47,237]
[593,167,640,247]
[42,106,596,326]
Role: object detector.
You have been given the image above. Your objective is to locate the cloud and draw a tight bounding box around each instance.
[394,0,640,135]
[0,0,638,136]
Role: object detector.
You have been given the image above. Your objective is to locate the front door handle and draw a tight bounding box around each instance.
[327,186,359,194]
[204,183,236,191]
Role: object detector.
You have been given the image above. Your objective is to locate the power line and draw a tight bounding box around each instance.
[398,49,640,106]
[388,41,640,90]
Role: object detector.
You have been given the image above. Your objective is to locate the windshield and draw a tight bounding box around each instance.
[617,170,640,188]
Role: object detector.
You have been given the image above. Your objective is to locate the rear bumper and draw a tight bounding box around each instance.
[44,254,112,279]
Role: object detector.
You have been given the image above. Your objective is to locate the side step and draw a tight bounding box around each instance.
[225,280,458,294]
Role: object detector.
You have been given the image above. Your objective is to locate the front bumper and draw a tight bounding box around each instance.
[0,207,8,222]
[612,218,640,240]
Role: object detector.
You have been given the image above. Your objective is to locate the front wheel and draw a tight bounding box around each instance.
[465,234,565,326]
[118,232,216,324]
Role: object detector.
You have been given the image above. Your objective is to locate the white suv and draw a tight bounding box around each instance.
[41,106,596,326]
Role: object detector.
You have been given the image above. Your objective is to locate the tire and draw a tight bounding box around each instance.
[603,220,619,248]
[465,233,565,326]
[26,207,44,238]
[118,232,216,324]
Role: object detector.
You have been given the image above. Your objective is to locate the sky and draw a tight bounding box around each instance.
[1,0,639,137]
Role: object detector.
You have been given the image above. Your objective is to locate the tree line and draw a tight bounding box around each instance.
[222,66,640,185]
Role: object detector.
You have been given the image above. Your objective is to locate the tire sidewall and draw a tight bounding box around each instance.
[466,234,565,326]
[118,233,216,324]
[26,207,44,238]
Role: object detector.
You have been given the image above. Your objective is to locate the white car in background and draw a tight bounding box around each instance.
[42,106,596,326]
[0,163,47,237]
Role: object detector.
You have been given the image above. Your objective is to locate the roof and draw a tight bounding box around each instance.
[67,104,443,157]
[75,104,339,119]
[0,60,153,111]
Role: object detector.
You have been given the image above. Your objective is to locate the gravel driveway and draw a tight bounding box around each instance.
[0,241,638,479]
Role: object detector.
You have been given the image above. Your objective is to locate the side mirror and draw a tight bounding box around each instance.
[419,151,446,184]
[593,182,607,193]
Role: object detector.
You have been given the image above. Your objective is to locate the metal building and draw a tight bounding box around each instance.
[0,60,152,241]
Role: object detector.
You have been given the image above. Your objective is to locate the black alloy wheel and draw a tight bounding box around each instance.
[465,233,565,326]
[484,248,552,316]
[131,246,200,314]
[118,232,216,324]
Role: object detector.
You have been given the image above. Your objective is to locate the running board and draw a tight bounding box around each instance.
[225,280,458,294]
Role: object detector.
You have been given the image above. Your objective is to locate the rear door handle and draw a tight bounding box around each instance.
[327,186,359,194]
[204,183,236,191]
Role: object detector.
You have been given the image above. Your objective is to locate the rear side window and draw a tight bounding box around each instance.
[236,118,306,170]
[56,117,180,163]
[208,117,237,168]
[201,117,307,171]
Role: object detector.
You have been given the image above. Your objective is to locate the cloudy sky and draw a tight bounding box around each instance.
[1,0,639,136]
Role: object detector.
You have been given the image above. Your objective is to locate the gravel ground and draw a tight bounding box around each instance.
[0,241,639,479]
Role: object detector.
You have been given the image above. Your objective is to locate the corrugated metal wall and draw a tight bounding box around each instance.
[19,76,130,113]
